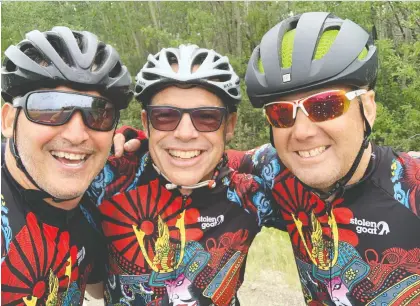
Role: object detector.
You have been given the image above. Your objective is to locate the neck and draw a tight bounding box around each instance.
[5,143,81,210]
[179,188,193,196]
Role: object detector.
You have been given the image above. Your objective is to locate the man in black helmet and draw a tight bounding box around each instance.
[118,12,419,306]
[1,26,132,305]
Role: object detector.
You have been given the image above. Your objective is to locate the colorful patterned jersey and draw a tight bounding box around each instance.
[231,143,420,306]
[1,166,107,306]
[87,142,283,306]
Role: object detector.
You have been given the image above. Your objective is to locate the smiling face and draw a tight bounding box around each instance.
[271,86,376,191]
[2,86,114,201]
[142,86,236,188]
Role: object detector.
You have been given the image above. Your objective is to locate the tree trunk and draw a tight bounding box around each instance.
[148,1,159,30]
[233,3,242,57]
[122,2,142,60]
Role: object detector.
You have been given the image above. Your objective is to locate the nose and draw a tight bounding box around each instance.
[173,113,199,141]
[290,109,318,141]
[59,111,90,144]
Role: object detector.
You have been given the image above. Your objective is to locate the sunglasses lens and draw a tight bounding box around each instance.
[83,100,117,131]
[26,91,117,131]
[191,108,225,132]
[265,103,294,128]
[304,91,349,122]
[149,107,181,131]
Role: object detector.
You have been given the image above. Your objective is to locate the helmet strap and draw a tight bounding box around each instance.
[269,127,275,147]
[10,109,78,203]
[317,98,371,199]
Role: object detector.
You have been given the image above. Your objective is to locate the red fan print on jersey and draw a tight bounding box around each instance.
[99,179,203,275]
[1,212,79,305]
[271,176,358,260]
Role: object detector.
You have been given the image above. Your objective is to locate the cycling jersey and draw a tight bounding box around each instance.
[233,143,420,306]
[87,140,282,306]
[1,165,107,305]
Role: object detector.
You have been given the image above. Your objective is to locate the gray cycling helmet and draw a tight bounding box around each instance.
[246,12,378,107]
[2,26,132,109]
[135,44,241,111]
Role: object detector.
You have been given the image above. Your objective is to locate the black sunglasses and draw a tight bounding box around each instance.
[13,90,119,131]
[146,105,227,132]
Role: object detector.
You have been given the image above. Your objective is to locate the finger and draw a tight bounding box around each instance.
[113,133,126,158]
[407,151,420,158]
[124,139,142,152]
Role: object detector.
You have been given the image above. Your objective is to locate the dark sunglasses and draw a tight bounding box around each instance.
[264,89,367,128]
[146,105,227,132]
[13,90,119,131]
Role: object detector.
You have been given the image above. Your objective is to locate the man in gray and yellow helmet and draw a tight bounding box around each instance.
[242,12,420,306]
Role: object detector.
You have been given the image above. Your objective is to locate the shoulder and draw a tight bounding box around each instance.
[372,145,419,217]
[88,151,151,206]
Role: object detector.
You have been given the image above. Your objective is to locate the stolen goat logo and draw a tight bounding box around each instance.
[350,217,390,235]
[197,215,224,229]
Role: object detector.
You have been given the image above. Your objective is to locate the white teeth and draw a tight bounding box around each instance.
[297,146,326,158]
[51,151,87,161]
[168,149,201,159]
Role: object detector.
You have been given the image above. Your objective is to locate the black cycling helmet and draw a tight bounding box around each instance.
[246,12,378,107]
[2,26,133,109]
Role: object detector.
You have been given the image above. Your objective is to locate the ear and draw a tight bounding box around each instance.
[362,90,376,128]
[225,112,238,142]
[1,103,17,138]
[141,110,150,138]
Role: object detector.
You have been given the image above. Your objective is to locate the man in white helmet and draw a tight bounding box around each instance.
[87,44,284,306]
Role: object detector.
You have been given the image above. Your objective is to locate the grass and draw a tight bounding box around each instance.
[238,227,306,305]
[245,227,301,289]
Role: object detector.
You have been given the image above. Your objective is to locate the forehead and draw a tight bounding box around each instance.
[53,85,102,98]
[278,85,353,101]
[151,86,224,108]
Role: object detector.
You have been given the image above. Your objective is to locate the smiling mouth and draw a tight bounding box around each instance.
[50,150,90,166]
[167,149,202,160]
[295,146,330,158]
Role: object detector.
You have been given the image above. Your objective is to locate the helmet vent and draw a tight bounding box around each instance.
[72,32,86,54]
[22,45,50,67]
[166,52,178,65]
[313,29,339,61]
[256,47,264,73]
[228,88,239,96]
[93,45,106,71]
[146,61,155,68]
[191,52,207,70]
[358,45,369,60]
[209,74,230,82]
[143,72,160,81]
[47,35,73,66]
[109,61,122,78]
[135,84,143,94]
[215,63,229,71]
[213,55,221,62]
[4,57,17,72]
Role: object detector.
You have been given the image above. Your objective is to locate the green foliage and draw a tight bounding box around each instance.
[2,1,419,151]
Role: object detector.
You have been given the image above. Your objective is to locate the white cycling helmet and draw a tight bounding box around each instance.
[135,44,241,110]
